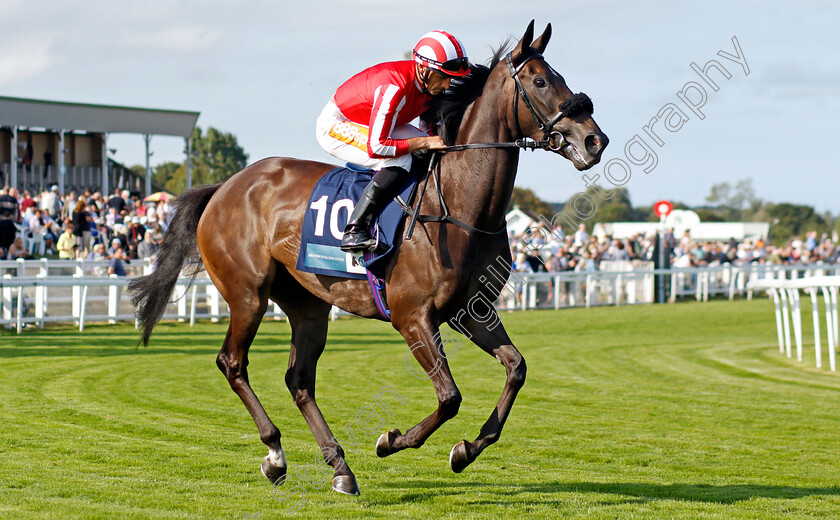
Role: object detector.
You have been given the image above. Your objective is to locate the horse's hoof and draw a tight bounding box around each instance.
[261,455,287,484]
[449,440,471,473]
[332,475,360,496]
[375,428,402,457]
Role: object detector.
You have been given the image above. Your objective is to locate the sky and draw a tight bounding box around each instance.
[1,0,838,213]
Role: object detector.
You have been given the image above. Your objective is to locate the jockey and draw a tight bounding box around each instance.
[316,30,470,253]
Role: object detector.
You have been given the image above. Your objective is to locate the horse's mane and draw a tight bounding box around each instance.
[421,42,512,145]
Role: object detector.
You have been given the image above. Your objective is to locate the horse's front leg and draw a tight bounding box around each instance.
[445,313,526,473]
[375,310,462,456]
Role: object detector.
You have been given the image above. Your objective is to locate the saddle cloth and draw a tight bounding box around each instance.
[295,166,414,280]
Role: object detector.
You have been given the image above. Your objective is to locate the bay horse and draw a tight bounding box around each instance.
[129,21,608,496]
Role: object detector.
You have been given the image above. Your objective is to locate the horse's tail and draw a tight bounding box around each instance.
[128,183,222,346]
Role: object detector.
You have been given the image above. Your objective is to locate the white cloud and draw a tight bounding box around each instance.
[121,26,221,53]
[0,39,55,88]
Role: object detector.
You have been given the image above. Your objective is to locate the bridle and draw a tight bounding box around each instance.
[507,51,573,152]
[401,51,595,238]
[442,51,593,153]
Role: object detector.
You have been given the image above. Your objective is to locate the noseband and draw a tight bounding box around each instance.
[505,51,593,151]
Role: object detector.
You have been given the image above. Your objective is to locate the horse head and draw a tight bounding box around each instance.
[505,20,609,170]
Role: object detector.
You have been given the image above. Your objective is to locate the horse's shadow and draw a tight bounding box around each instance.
[388,480,840,505]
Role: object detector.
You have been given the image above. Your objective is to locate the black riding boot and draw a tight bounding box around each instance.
[340,167,406,253]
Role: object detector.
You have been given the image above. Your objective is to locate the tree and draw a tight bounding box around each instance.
[164,163,217,195]
[705,182,731,206]
[704,178,761,221]
[766,202,828,244]
[694,208,725,222]
[507,187,555,217]
[130,164,146,179]
[589,187,635,224]
[190,126,249,184]
[153,161,183,188]
[549,186,635,234]
[729,179,756,210]
[152,126,249,194]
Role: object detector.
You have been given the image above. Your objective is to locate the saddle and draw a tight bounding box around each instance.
[296,163,419,282]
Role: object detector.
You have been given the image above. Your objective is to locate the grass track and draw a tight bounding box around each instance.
[2,299,840,519]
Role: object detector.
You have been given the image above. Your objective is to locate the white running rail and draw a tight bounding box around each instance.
[747,277,840,371]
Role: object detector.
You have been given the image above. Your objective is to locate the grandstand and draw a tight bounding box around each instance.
[0,96,199,196]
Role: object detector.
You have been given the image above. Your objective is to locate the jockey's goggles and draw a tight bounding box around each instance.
[414,52,470,76]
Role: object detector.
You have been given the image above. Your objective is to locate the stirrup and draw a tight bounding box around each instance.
[340,231,386,254]
[340,232,375,252]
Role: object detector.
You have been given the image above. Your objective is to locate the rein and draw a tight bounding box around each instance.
[442,138,549,152]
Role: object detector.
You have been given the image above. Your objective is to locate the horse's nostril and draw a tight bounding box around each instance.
[585,134,605,155]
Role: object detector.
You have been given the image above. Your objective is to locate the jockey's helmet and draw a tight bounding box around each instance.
[413,30,470,77]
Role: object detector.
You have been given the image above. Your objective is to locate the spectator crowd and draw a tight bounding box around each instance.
[3,186,839,279]
[509,222,840,274]
[0,185,173,275]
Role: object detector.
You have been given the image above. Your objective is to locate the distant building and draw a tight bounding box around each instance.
[505,206,543,236]
[601,210,769,241]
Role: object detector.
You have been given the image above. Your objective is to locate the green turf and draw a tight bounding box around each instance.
[2,299,840,519]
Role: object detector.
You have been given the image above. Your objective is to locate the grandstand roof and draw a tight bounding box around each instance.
[0,95,199,137]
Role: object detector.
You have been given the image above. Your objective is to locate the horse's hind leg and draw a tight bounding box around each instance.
[215,287,289,483]
[446,314,526,473]
[275,276,360,495]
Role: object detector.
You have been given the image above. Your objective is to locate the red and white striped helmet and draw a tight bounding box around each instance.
[413,30,470,77]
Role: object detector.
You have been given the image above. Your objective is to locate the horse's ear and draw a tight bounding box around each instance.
[510,20,536,62]
[531,23,552,54]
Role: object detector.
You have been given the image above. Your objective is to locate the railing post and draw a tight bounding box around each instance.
[830,287,839,347]
[189,285,198,327]
[789,288,803,362]
[643,269,653,304]
[16,286,23,334]
[79,285,89,332]
[770,288,784,354]
[670,272,677,303]
[1,275,11,322]
[615,274,622,307]
[585,274,592,308]
[272,302,284,320]
[779,289,792,358]
[108,275,120,324]
[39,258,49,314]
[728,265,737,300]
[207,282,221,322]
[72,272,82,322]
[810,288,822,368]
[695,270,702,302]
[177,281,188,322]
[821,287,836,372]
[35,274,46,329]
[527,281,536,309]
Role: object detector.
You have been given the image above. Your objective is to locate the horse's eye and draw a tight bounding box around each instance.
[533,77,546,88]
